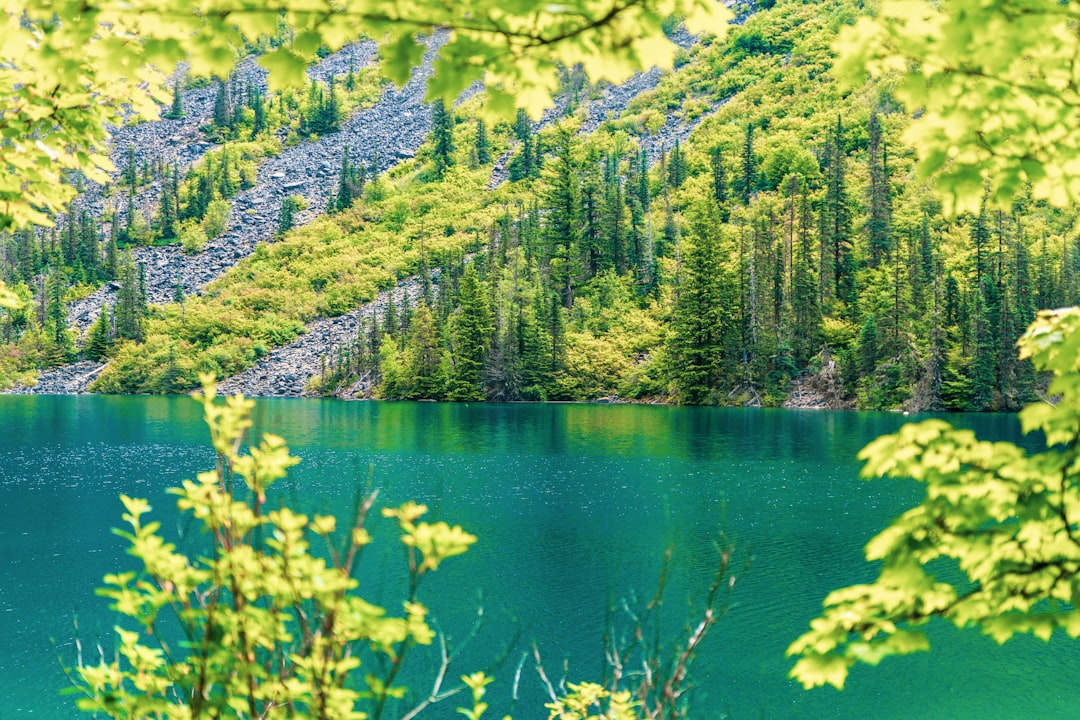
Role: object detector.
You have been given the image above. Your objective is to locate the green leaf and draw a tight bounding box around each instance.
[259,48,309,92]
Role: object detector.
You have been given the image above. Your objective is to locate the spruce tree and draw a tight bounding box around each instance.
[710,145,728,219]
[250,88,266,139]
[115,255,145,342]
[331,148,363,214]
[741,124,756,205]
[668,139,687,189]
[123,144,138,190]
[447,265,493,401]
[867,111,892,267]
[164,76,184,119]
[85,303,113,361]
[278,195,303,236]
[475,119,491,165]
[822,115,854,309]
[104,214,119,280]
[77,211,99,281]
[212,78,230,129]
[401,303,445,399]
[542,125,582,309]
[157,166,179,240]
[44,264,72,366]
[218,148,237,198]
[669,198,729,404]
[431,100,455,179]
[791,177,821,364]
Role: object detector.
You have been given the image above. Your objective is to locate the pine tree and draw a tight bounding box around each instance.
[212,78,230,129]
[669,198,730,404]
[822,115,854,309]
[542,125,582,309]
[278,195,303,236]
[85,303,113,361]
[867,111,892,267]
[710,145,728,220]
[475,119,491,165]
[123,144,138,190]
[431,100,455,179]
[115,255,145,342]
[447,265,493,401]
[668,139,687,189]
[741,124,756,205]
[164,76,184,119]
[400,303,445,399]
[250,87,266,139]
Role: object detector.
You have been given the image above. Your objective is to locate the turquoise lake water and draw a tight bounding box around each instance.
[0,396,1075,718]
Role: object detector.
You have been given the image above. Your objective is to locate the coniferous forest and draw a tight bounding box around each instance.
[2,0,1078,411]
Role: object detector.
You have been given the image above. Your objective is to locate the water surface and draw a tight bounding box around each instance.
[0,397,1073,718]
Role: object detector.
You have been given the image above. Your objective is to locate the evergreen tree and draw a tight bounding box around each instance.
[43,264,72,366]
[822,115,854,309]
[475,119,491,165]
[791,177,821,364]
[164,75,184,119]
[668,139,687,189]
[710,144,729,220]
[218,148,237,198]
[115,255,146,342]
[741,124,756,205]
[278,195,303,236]
[212,78,230,129]
[157,165,179,240]
[508,109,536,181]
[250,87,266,139]
[431,100,455,179]
[542,125,582,309]
[104,215,119,280]
[77,211,99,280]
[85,303,113,361]
[867,111,892,267]
[447,266,493,400]
[400,303,445,399]
[123,144,138,190]
[668,198,731,404]
[331,148,363,214]
[15,227,39,283]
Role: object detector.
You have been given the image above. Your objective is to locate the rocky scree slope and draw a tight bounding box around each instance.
[24,20,739,396]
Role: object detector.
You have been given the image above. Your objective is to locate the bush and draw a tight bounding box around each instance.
[202,198,231,240]
[178,219,208,254]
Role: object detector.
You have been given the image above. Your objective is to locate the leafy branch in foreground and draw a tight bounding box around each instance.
[833,0,1080,216]
[71,374,480,719]
[788,307,1080,690]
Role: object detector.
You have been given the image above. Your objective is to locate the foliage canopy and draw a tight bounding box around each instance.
[834,0,1080,216]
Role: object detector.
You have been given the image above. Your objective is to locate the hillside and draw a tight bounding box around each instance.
[3,0,1078,411]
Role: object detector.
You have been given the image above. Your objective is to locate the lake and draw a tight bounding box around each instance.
[1,396,1076,719]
